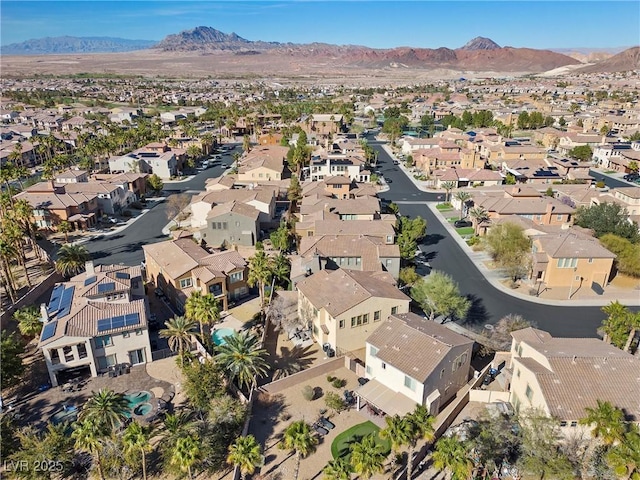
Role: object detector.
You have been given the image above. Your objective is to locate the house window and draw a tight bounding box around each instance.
[386,235,393,243]
[123,331,130,338]
[339,319,345,329]
[63,346,74,362]
[385,259,392,267]
[351,317,357,327]
[374,310,381,321]
[95,335,112,348]
[560,421,567,427]
[179,278,193,288]
[557,258,578,269]
[77,343,87,359]
[355,257,361,266]
[556,214,563,220]
[517,343,523,357]
[570,421,577,427]
[129,349,146,365]
[209,283,223,296]
[97,354,117,370]
[588,258,593,264]
[381,362,386,370]
[362,313,369,324]
[135,329,143,336]
[370,346,378,358]
[404,375,417,391]
[391,306,398,315]
[440,368,445,379]
[525,385,533,402]
[366,365,372,375]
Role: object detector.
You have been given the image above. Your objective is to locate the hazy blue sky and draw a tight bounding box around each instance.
[1,1,638,49]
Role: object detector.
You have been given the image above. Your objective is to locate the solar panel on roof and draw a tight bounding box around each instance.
[111,315,126,329]
[40,321,58,341]
[97,282,115,293]
[58,286,75,318]
[115,272,130,279]
[47,285,64,314]
[97,319,111,332]
[124,313,140,327]
[84,276,97,286]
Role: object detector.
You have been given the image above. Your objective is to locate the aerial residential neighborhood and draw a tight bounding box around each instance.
[1,4,639,480]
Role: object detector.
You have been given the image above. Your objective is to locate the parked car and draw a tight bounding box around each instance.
[623,173,639,181]
[220,163,228,169]
[454,219,472,228]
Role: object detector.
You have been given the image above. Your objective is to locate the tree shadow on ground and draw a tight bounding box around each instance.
[421,233,444,246]
[248,392,288,450]
[267,345,317,383]
[460,294,489,328]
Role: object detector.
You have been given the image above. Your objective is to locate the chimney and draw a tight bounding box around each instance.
[40,303,48,322]
[85,261,95,277]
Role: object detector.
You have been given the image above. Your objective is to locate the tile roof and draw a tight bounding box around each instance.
[297,268,408,317]
[367,313,474,383]
[536,232,616,259]
[299,234,399,271]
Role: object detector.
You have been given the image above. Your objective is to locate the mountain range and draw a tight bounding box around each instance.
[2,27,638,75]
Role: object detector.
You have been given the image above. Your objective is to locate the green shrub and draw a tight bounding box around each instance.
[324,391,346,414]
[331,378,346,389]
[326,375,336,383]
[301,385,315,401]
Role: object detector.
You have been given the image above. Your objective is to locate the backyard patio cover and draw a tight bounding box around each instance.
[356,379,418,417]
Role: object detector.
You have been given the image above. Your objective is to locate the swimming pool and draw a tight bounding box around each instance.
[51,406,78,425]
[134,403,153,416]
[124,391,151,407]
[212,327,235,346]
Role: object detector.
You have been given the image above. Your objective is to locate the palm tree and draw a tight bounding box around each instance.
[468,206,490,236]
[248,249,273,320]
[122,421,153,480]
[185,290,220,339]
[441,181,456,203]
[580,400,626,446]
[58,220,73,244]
[279,420,318,480]
[432,436,472,480]
[227,434,264,480]
[13,199,40,259]
[214,330,269,391]
[73,419,106,480]
[453,191,472,220]
[607,426,640,480]
[79,388,130,435]
[170,435,200,480]
[159,316,198,366]
[14,306,42,338]
[54,244,89,278]
[272,252,291,289]
[399,405,435,480]
[0,236,18,302]
[323,457,353,480]
[349,434,387,480]
[242,134,252,154]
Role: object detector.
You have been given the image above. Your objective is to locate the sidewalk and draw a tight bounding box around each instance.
[382,143,640,307]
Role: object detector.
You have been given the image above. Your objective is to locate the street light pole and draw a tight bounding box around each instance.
[568,267,578,299]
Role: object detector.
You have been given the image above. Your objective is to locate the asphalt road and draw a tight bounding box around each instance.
[369,139,622,338]
[84,145,239,266]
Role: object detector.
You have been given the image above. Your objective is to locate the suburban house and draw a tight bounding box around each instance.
[200,201,261,247]
[305,114,345,136]
[14,181,100,230]
[109,143,184,179]
[308,155,370,182]
[432,168,504,188]
[295,217,396,241]
[142,234,249,312]
[92,172,149,199]
[530,231,616,290]
[301,177,379,200]
[190,186,277,229]
[299,195,381,222]
[237,145,288,184]
[358,312,474,416]
[296,268,410,355]
[296,232,401,280]
[38,262,152,386]
[507,328,640,432]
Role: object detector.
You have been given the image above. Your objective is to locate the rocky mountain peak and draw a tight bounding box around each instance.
[460,37,501,51]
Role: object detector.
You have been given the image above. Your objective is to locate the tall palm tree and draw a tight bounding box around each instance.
[248,249,273,321]
[349,434,387,480]
[54,244,89,278]
[13,199,40,260]
[468,206,490,236]
[272,252,291,289]
[323,457,353,480]
[58,220,73,244]
[227,434,264,480]
[453,191,472,220]
[380,414,412,455]
[170,435,200,480]
[73,419,106,480]
[214,330,269,391]
[122,421,153,480]
[0,235,18,302]
[14,306,42,338]
[79,388,130,435]
[580,400,626,446]
[607,426,640,480]
[432,436,472,480]
[185,290,220,339]
[159,316,198,366]
[279,420,318,480]
[441,181,456,203]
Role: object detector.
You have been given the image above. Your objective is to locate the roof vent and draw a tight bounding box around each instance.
[572,355,577,364]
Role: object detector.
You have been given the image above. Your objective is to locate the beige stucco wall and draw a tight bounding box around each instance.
[92,329,153,371]
[542,256,613,289]
[366,346,425,404]
[238,166,281,182]
[509,358,550,414]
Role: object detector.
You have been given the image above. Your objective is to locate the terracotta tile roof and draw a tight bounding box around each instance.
[206,201,260,221]
[142,238,207,279]
[367,313,474,383]
[299,234,399,271]
[313,219,395,238]
[536,232,616,259]
[297,268,408,317]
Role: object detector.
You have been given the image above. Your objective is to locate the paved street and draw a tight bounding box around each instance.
[368,139,637,338]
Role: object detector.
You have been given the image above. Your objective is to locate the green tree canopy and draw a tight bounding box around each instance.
[147,173,164,194]
[1,331,25,389]
[569,145,593,162]
[396,216,427,260]
[14,306,43,338]
[599,233,640,278]
[181,358,226,412]
[574,203,640,243]
[483,222,532,282]
[410,270,470,322]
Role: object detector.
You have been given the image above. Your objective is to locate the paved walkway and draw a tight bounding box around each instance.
[382,144,640,307]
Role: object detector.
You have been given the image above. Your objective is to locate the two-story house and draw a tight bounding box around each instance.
[38,262,152,386]
[358,313,474,416]
[142,234,249,312]
[237,145,288,184]
[296,268,410,355]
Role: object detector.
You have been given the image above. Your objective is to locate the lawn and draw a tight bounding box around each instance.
[456,227,475,235]
[436,203,453,211]
[331,421,391,460]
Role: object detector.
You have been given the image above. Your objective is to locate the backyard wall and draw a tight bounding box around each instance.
[259,357,345,394]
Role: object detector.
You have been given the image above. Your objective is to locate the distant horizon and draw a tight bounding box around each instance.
[1,1,639,50]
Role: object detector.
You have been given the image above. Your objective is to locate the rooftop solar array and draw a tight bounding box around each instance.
[47,285,64,314]
[96,313,141,333]
[58,286,75,318]
[40,321,58,342]
[84,276,97,286]
[97,282,115,293]
[115,272,130,279]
